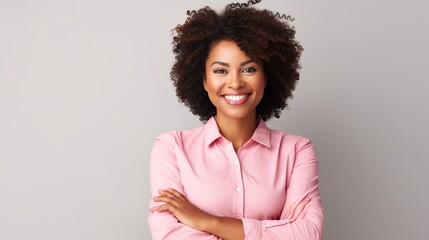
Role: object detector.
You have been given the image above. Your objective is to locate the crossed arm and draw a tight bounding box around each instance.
[148,134,323,240]
[151,188,310,240]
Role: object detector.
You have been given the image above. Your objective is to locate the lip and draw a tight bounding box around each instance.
[222,93,251,105]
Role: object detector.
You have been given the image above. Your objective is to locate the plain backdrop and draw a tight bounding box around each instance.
[1,0,428,239]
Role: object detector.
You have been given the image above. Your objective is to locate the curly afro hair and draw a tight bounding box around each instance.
[171,0,303,122]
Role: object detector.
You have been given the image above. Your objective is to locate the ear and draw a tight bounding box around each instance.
[203,77,208,91]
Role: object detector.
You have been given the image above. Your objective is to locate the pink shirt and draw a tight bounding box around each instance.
[148,117,323,239]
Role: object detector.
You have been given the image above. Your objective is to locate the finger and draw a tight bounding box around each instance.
[150,204,168,212]
[285,205,294,219]
[286,196,305,219]
[291,197,310,221]
[290,197,311,221]
[158,189,176,198]
[285,201,298,219]
[286,196,308,221]
[152,203,179,214]
[150,205,160,212]
[166,188,187,201]
[297,208,307,219]
[159,189,187,203]
[153,195,181,208]
[157,189,185,203]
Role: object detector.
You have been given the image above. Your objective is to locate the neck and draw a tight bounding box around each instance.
[215,113,258,152]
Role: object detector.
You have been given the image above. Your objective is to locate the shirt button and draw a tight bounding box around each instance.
[233,161,239,166]
[236,187,242,192]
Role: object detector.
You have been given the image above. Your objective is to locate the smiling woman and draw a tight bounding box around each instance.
[204,40,266,149]
[148,1,323,239]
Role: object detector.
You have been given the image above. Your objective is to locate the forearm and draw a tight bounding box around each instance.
[152,188,244,239]
[202,216,245,240]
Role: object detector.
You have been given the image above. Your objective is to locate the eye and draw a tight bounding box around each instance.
[213,69,227,74]
[242,67,256,73]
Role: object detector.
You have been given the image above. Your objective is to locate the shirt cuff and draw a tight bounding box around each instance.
[242,218,262,240]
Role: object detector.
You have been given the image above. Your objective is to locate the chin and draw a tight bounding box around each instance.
[218,110,256,120]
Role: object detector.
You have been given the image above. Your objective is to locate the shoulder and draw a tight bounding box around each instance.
[269,128,313,151]
[150,126,205,165]
[266,129,318,167]
[153,125,205,147]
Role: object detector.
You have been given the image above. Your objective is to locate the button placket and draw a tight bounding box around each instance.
[228,142,244,218]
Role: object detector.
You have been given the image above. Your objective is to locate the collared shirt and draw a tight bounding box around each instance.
[148,117,323,239]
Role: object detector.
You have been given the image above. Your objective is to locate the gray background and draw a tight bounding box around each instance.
[1,0,428,239]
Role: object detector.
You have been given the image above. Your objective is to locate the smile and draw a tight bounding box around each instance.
[222,94,250,105]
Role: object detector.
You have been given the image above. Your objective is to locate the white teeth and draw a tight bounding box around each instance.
[224,94,248,101]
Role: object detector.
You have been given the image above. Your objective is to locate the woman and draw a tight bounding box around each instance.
[148,1,323,239]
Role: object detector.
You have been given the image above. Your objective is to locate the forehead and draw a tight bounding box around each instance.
[206,40,250,62]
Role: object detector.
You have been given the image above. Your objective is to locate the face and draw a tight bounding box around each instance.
[204,40,266,122]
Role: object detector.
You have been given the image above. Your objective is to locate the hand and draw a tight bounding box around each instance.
[285,195,311,222]
[150,188,214,231]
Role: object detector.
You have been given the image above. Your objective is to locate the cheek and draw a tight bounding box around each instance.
[253,75,266,92]
[204,82,221,107]
[204,77,222,94]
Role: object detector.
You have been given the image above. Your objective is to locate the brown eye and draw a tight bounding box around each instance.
[214,69,227,74]
[242,67,256,73]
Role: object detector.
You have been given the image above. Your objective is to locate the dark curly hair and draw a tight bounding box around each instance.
[171,0,303,122]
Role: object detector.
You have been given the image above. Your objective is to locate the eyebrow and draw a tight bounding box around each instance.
[210,59,256,67]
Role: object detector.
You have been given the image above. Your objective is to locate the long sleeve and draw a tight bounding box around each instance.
[241,139,324,240]
[148,133,220,240]
[148,119,323,240]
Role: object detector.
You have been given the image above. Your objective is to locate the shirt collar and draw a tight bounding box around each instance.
[252,119,271,148]
[204,116,271,148]
[204,117,223,145]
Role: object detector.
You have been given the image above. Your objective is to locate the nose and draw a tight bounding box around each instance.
[226,73,244,89]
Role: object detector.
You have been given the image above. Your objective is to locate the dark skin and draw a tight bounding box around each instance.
[151,41,311,239]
